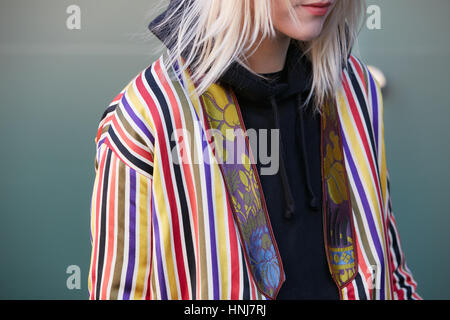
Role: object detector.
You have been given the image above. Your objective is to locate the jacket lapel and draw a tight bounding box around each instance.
[199,83,285,300]
[321,99,358,289]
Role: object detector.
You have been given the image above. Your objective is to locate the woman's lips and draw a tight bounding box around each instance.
[301,2,332,16]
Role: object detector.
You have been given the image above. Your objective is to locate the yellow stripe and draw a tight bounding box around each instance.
[127,84,156,135]
[213,160,229,298]
[337,90,388,253]
[181,64,202,118]
[376,82,388,211]
[153,159,179,299]
[133,175,150,299]
[376,82,391,299]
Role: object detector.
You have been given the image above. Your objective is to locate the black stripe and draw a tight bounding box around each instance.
[108,126,153,176]
[96,148,112,298]
[100,104,117,122]
[388,216,413,299]
[145,67,197,298]
[355,273,368,300]
[241,245,251,300]
[387,175,414,299]
[241,254,250,300]
[347,63,381,181]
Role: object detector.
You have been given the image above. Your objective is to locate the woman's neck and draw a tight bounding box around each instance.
[245,31,291,74]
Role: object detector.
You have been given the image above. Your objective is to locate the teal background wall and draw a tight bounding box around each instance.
[0,0,449,299]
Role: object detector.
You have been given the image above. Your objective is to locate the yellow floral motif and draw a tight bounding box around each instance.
[224,103,240,130]
[241,153,251,172]
[323,100,337,130]
[334,254,340,264]
[201,85,240,140]
[239,170,249,188]
[324,130,348,204]
[340,270,349,283]
[348,268,354,279]
[338,267,355,283]
[237,153,261,218]
[341,252,351,263]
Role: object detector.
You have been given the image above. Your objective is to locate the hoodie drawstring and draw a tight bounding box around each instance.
[270,94,319,220]
[296,93,319,212]
[270,96,295,220]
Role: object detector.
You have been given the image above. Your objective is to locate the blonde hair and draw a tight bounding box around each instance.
[151,0,366,114]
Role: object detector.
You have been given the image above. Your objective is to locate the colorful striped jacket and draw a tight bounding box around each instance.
[88,51,420,300]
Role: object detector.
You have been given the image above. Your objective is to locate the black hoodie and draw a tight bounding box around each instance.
[219,39,339,299]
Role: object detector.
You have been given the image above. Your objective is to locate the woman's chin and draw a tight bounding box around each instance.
[283,24,326,42]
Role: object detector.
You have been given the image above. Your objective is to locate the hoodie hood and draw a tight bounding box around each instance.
[218,39,312,103]
[148,0,188,46]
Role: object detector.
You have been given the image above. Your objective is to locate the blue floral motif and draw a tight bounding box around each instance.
[247,225,280,294]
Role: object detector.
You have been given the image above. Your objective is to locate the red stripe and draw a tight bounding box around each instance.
[146,186,154,300]
[96,114,114,145]
[346,282,356,300]
[354,230,371,298]
[412,292,421,300]
[135,61,189,299]
[90,145,109,299]
[226,194,240,299]
[249,262,256,299]
[100,154,118,299]
[111,92,124,105]
[350,56,367,94]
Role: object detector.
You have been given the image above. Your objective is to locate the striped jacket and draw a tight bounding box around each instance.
[88,51,420,300]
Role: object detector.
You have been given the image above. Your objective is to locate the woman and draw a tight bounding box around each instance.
[88,0,420,300]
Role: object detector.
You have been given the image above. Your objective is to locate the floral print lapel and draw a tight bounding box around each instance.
[199,83,285,300]
[321,99,358,288]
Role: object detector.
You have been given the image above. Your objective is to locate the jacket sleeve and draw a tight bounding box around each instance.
[385,170,421,300]
[368,68,422,300]
[88,91,155,300]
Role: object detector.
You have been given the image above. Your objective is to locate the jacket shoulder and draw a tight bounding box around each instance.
[345,55,368,96]
[342,55,384,144]
[94,58,165,178]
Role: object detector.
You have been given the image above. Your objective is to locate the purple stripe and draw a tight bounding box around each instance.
[202,130,220,299]
[341,130,386,298]
[173,60,185,88]
[151,189,168,299]
[98,137,106,149]
[123,168,137,299]
[97,138,106,164]
[369,73,379,151]
[121,94,155,146]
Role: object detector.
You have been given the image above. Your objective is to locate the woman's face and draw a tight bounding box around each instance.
[271,0,337,41]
